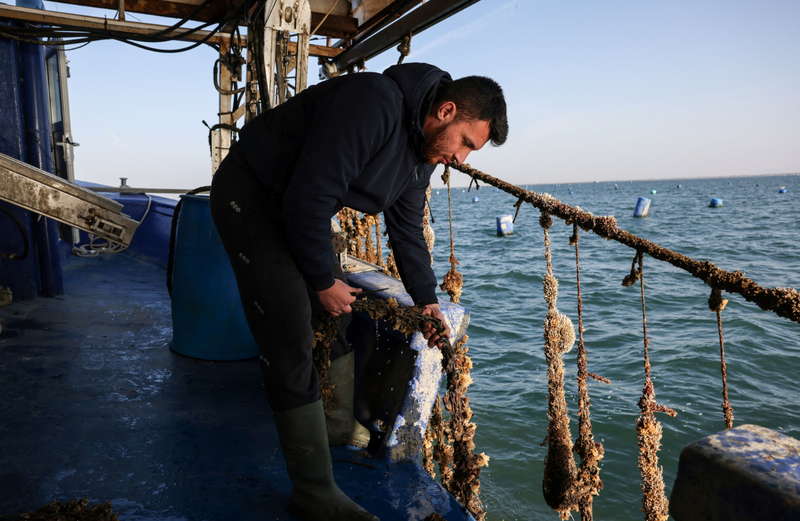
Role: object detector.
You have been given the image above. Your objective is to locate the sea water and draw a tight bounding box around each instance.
[426,175,800,520]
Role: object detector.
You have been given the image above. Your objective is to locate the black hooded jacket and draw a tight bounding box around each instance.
[236,62,451,306]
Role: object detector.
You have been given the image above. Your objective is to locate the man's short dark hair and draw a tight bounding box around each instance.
[434,76,508,146]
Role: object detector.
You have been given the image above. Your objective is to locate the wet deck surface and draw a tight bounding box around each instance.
[0,254,471,521]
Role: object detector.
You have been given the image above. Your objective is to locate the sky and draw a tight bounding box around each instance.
[40,0,800,190]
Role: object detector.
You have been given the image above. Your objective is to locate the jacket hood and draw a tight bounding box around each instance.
[383,62,452,151]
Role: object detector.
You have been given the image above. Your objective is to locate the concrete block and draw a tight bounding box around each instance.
[670,424,800,521]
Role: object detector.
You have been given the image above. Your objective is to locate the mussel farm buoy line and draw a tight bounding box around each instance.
[624,252,677,521]
[709,288,734,429]
[539,211,579,520]
[570,223,609,521]
[449,161,800,325]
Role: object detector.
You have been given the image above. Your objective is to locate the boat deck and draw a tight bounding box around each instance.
[0,253,471,520]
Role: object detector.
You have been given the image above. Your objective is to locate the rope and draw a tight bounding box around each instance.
[709,288,734,429]
[309,0,341,39]
[449,162,800,324]
[571,224,608,521]
[539,211,579,520]
[396,32,411,65]
[630,252,675,521]
[422,165,486,520]
[439,166,463,304]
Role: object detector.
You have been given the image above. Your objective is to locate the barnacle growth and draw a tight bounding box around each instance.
[540,212,579,519]
[425,166,488,521]
[1,498,120,521]
[312,312,342,412]
[628,253,676,521]
[571,224,608,521]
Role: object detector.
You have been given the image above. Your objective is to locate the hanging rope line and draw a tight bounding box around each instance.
[414,165,488,520]
[570,224,608,521]
[440,166,463,304]
[626,252,676,521]
[449,163,800,324]
[539,211,579,520]
[709,288,734,429]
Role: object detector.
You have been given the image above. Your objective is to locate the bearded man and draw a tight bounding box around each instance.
[210,62,507,521]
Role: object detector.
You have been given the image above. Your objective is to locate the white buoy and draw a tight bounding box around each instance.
[496,215,514,236]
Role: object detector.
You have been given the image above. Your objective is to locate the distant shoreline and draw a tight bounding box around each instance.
[437,171,799,189]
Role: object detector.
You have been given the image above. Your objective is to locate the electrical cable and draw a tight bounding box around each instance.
[0,0,246,54]
[167,186,211,298]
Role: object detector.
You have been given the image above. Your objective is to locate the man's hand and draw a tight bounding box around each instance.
[317,279,361,316]
[420,303,451,348]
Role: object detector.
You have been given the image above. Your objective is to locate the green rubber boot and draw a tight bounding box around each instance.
[326,352,371,448]
[273,399,379,521]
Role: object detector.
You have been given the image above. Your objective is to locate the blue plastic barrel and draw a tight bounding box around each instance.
[709,198,723,207]
[779,187,788,193]
[171,195,258,360]
[472,196,480,203]
[633,197,651,218]
[496,215,514,236]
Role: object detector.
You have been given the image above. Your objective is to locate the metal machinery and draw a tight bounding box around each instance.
[0,0,482,303]
[1,0,482,172]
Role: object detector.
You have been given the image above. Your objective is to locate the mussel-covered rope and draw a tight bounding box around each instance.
[449,162,800,324]
[313,299,450,413]
[570,224,608,521]
[540,211,579,520]
[628,252,676,521]
[422,165,487,521]
[709,288,734,429]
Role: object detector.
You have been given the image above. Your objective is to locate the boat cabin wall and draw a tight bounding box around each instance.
[0,25,64,300]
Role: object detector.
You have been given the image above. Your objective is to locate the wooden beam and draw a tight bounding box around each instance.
[0,4,342,56]
[50,0,229,24]
[310,11,358,39]
[289,40,341,58]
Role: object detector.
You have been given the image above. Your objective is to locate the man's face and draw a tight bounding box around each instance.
[421,103,491,166]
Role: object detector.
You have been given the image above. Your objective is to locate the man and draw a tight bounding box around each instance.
[210,62,507,521]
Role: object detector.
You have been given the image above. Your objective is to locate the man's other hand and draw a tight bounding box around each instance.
[317,280,361,316]
[420,303,451,348]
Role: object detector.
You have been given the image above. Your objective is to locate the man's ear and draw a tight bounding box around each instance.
[437,101,457,123]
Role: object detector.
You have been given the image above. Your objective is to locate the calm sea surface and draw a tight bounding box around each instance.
[425,174,800,520]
